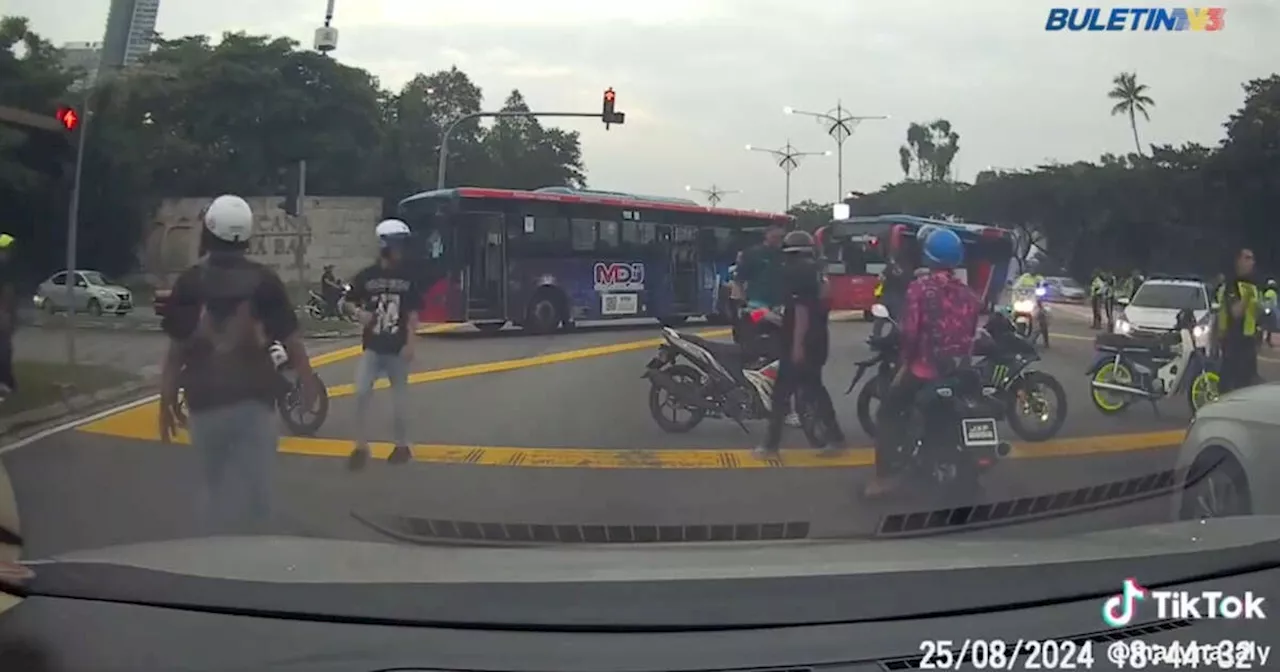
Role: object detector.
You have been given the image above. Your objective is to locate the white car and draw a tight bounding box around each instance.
[33,270,134,316]
[1114,278,1213,347]
[1174,383,1280,520]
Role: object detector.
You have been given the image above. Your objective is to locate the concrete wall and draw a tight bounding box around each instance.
[138,196,382,289]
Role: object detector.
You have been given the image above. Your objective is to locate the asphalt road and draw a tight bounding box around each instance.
[8,309,1266,558]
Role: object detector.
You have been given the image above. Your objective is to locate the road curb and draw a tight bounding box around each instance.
[20,318,359,339]
[0,378,156,443]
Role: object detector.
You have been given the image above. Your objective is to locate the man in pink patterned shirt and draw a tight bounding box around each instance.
[865,227,981,498]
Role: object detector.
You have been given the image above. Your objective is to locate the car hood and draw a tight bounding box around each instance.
[1197,381,1280,418]
[98,285,130,293]
[1123,305,1208,328]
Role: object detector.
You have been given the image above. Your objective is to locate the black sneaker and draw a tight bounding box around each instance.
[388,444,413,464]
[347,446,370,471]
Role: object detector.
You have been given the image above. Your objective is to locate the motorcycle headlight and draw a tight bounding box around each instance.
[1034,287,1047,297]
[1013,300,1035,313]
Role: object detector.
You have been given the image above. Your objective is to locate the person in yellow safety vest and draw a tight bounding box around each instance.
[1214,248,1261,393]
[1262,279,1278,347]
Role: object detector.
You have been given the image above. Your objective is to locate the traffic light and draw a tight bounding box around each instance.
[601,88,624,129]
[54,105,80,132]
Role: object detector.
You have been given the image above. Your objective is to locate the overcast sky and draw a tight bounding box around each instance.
[12,0,1278,212]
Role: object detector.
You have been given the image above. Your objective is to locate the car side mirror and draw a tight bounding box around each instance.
[75,280,88,288]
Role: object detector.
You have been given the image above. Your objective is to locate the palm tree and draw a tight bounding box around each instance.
[1108,72,1155,156]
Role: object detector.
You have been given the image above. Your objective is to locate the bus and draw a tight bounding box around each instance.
[396,186,790,332]
[816,214,1016,315]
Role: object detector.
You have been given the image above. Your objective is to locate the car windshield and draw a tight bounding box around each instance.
[3,1,1271,632]
[1131,284,1207,311]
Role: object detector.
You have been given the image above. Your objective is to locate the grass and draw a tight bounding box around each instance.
[1,361,138,417]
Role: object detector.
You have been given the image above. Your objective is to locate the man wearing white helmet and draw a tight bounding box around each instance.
[343,218,422,470]
[158,194,320,531]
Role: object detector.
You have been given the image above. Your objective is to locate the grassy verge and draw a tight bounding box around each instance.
[1,361,139,417]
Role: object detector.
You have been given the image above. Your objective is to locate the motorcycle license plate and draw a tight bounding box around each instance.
[961,418,999,447]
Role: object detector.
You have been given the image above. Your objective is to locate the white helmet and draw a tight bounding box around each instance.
[375,218,411,248]
[203,195,255,243]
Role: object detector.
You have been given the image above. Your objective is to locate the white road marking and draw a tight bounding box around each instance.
[0,394,160,456]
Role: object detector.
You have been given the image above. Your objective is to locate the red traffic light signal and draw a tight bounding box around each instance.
[55,106,79,131]
[603,88,616,103]
[601,88,623,129]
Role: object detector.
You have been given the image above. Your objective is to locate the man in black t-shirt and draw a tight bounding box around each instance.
[344,219,423,470]
[754,231,846,459]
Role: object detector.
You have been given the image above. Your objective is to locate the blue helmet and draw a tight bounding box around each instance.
[922,227,964,269]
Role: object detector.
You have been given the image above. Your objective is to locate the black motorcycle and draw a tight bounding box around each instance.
[178,342,330,436]
[860,305,1013,494]
[849,309,1066,442]
[306,282,354,321]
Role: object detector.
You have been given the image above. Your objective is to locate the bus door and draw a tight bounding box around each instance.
[668,224,699,313]
[458,211,506,320]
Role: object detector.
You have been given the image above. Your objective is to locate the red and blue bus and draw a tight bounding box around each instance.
[397,187,790,332]
[816,214,1016,315]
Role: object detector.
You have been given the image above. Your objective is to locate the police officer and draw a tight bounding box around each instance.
[1215,248,1261,393]
[1089,269,1110,330]
[1263,279,1278,347]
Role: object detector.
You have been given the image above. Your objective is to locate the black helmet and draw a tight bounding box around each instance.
[782,230,814,254]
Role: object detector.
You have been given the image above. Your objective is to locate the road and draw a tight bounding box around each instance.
[6,307,1267,558]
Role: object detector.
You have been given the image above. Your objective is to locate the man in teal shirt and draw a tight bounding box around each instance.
[735,223,786,309]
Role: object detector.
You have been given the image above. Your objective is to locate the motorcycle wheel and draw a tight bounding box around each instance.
[279,373,329,436]
[1090,361,1134,415]
[647,364,706,433]
[1005,371,1067,441]
[855,373,883,438]
[1188,370,1221,413]
[795,389,831,448]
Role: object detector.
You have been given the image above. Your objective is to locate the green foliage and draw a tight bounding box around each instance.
[0,19,587,279]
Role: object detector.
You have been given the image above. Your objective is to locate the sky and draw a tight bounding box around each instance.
[11,0,1279,213]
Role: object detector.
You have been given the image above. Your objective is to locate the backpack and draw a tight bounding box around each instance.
[193,258,266,355]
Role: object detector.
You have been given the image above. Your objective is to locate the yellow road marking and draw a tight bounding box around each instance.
[309,322,462,367]
[76,400,1184,469]
[325,328,730,397]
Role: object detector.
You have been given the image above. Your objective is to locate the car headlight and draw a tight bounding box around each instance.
[1192,324,1208,339]
[1013,300,1035,313]
[1115,318,1132,334]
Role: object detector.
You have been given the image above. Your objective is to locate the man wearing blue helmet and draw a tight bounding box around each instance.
[865,226,981,498]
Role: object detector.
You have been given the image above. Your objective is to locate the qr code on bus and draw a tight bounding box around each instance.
[602,293,638,315]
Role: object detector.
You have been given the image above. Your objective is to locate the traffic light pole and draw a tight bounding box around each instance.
[63,88,92,366]
[435,111,606,190]
[294,160,307,295]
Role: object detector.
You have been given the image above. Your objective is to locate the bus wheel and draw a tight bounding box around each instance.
[525,290,565,334]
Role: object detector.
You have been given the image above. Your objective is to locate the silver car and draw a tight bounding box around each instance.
[33,270,134,316]
[1173,383,1279,521]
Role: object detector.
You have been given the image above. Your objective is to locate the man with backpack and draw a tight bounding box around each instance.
[344,219,424,470]
[158,195,320,532]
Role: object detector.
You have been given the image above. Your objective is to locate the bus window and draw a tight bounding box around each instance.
[570,219,596,252]
[522,216,570,257]
[598,219,620,251]
[621,221,642,252]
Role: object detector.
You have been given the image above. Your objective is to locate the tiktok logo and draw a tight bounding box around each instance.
[1102,578,1148,627]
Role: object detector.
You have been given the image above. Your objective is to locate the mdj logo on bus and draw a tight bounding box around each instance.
[594,262,645,291]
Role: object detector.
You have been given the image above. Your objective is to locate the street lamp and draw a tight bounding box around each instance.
[685,184,739,207]
[783,102,888,202]
[745,141,830,212]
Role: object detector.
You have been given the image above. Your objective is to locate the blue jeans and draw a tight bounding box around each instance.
[186,400,279,534]
[355,350,410,449]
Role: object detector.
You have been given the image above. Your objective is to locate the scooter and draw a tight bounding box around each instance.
[1086,308,1219,415]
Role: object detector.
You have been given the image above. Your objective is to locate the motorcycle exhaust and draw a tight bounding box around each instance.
[1089,381,1153,398]
[643,369,718,411]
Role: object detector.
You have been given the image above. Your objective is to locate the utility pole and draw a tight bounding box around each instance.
[294,160,307,293]
[784,102,888,201]
[63,87,93,365]
[685,184,739,207]
[745,141,829,212]
[436,89,625,189]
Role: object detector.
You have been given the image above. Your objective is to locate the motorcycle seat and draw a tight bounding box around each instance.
[1095,331,1178,354]
[681,332,743,362]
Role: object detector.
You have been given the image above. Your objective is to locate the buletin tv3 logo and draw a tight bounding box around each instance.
[1103,578,1267,627]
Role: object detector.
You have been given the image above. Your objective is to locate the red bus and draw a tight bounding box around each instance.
[397,187,790,332]
[816,214,1016,315]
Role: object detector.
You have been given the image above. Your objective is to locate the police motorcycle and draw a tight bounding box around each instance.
[178,342,330,436]
[849,308,1066,442]
[862,304,1013,494]
[643,307,826,447]
[1010,284,1052,347]
[1086,308,1219,415]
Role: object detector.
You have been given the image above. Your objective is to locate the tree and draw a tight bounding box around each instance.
[898,120,960,181]
[786,199,831,231]
[1108,71,1155,156]
[482,89,585,189]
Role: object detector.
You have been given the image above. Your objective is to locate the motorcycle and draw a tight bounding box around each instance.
[1010,286,1051,347]
[306,282,354,321]
[1086,308,1219,415]
[862,304,1013,494]
[178,342,330,436]
[643,309,827,447]
[849,309,1067,442]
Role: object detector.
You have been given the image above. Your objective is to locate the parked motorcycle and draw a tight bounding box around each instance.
[845,315,900,438]
[178,342,330,436]
[643,310,827,447]
[1087,308,1219,415]
[305,282,354,321]
[1010,286,1051,347]
[862,304,1012,494]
